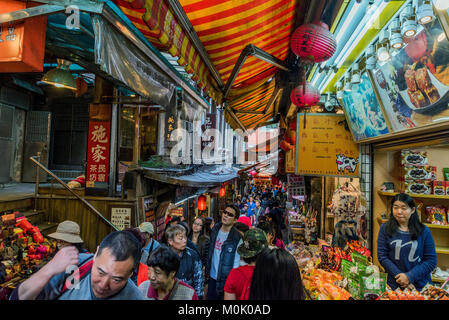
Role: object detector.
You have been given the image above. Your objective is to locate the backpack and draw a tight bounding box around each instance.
[60,258,94,294]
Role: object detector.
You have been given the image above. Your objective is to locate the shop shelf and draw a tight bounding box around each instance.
[435,246,449,255]
[431,276,447,283]
[378,191,449,200]
[424,223,449,230]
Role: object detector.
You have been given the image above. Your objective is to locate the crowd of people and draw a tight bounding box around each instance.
[9,183,306,300]
[7,180,437,300]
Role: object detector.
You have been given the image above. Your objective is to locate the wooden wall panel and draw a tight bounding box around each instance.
[37,196,136,252]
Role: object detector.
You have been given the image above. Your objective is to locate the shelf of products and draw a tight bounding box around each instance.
[377,216,449,230]
[378,190,449,201]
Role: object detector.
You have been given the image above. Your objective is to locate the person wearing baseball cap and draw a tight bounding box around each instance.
[138,222,160,261]
[136,222,161,286]
[224,228,267,300]
[48,220,86,252]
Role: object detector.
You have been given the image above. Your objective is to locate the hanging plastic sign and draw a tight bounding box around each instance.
[295,113,360,177]
[0,0,46,72]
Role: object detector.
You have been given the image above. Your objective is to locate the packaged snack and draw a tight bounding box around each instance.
[433,181,446,195]
[446,181,449,196]
[426,206,447,225]
[404,180,432,194]
[402,165,436,181]
[360,272,387,300]
[444,168,449,181]
[401,150,428,166]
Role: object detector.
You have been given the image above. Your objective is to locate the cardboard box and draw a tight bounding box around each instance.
[433,181,446,196]
[401,165,436,181]
[404,180,432,194]
[401,150,428,166]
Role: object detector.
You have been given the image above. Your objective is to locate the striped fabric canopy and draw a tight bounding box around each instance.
[113,0,300,130]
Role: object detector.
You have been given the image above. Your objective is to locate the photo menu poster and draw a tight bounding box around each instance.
[341,72,390,141]
[295,113,360,177]
[370,18,449,132]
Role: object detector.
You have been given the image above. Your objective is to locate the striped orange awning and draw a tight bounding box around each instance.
[181,0,296,92]
[114,0,300,130]
[225,78,278,130]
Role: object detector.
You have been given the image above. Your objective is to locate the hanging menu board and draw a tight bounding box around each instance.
[370,19,449,132]
[295,113,359,177]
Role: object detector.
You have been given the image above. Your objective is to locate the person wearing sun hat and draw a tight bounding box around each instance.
[48,220,86,252]
[224,228,267,300]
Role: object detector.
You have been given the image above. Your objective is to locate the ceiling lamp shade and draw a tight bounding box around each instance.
[351,63,361,84]
[41,59,77,90]
[417,0,434,24]
[389,17,403,49]
[290,21,337,63]
[401,12,418,38]
[290,82,320,107]
[336,81,343,99]
[197,195,207,211]
[377,46,391,62]
[344,73,352,92]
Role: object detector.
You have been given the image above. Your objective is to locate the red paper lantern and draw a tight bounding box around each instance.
[249,170,257,177]
[197,195,207,211]
[219,186,226,197]
[290,83,320,107]
[290,21,337,63]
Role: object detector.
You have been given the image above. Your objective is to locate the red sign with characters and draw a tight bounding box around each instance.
[86,121,111,187]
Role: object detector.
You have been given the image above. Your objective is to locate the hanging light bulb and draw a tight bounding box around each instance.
[417,0,434,24]
[401,4,418,38]
[433,0,449,10]
[351,63,361,84]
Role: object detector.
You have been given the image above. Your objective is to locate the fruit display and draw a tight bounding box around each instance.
[301,267,351,300]
[378,287,426,300]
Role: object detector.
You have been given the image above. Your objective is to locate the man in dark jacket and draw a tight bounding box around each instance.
[205,204,242,300]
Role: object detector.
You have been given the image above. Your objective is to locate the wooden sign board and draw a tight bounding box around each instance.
[295,113,360,177]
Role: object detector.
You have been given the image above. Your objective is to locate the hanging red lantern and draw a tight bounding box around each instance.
[219,186,226,197]
[249,170,258,177]
[197,195,207,211]
[290,21,337,63]
[291,82,320,107]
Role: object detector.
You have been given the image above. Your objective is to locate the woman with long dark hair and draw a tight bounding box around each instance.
[377,193,437,291]
[249,247,304,300]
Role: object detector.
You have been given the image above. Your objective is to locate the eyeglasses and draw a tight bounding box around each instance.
[193,222,203,227]
[222,209,236,218]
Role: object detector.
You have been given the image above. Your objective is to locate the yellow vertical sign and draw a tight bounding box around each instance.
[295,113,360,177]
